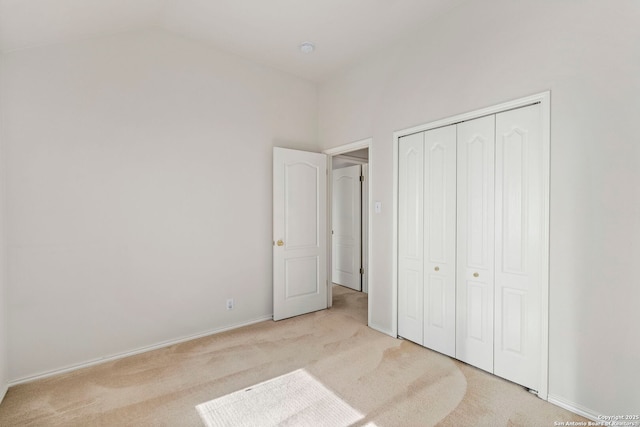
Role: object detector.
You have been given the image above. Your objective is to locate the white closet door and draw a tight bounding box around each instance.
[398,132,424,344]
[423,125,457,357]
[494,104,543,390]
[456,115,495,373]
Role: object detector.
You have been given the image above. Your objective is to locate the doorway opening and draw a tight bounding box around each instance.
[324,139,372,326]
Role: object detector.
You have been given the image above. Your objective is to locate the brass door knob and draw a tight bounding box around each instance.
[276,240,284,246]
[434,266,440,272]
[473,272,479,278]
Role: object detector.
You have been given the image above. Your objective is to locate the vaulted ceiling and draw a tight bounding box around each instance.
[0,0,465,82]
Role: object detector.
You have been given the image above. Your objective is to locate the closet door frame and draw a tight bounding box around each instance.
[392,91,550,400]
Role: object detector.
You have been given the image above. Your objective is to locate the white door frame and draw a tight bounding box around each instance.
[324,138,372,324]
[361,164,369,294]
[392,92,550,399]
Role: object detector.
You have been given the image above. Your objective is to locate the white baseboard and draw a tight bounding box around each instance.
[8,315,273,386]
[0,383,7,404]
[548,394,601,422]
[368,322,396,339]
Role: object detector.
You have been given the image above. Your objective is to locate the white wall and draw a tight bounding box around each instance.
[318,0,640,418]
[0,29,318,381]
[332,158,361,170]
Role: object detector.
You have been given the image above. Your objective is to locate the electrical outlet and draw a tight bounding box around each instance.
[226,298,234,310]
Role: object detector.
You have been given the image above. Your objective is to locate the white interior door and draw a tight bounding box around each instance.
[332,164,362,290]
[397,132,424,345]
[494,104,543,391]
[456,115,495,373]
[273,147,327,321]
[423,125,457,357]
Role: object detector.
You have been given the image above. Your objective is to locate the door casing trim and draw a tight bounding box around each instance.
[324,138,372,327]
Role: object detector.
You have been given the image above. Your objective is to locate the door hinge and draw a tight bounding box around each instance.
[360,175,364,182]
[360,267,364,275]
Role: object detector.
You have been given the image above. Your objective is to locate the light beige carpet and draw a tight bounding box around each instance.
[0,285,588,426]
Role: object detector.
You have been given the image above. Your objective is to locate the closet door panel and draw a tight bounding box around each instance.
[456,115,495,373]
[423,125,457,357]
[398,132,425,345]
[494,104,542,390]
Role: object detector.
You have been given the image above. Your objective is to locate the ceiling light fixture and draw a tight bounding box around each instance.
[299,42,315,54]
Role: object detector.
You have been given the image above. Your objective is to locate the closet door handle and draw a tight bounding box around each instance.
[473,272,479,278]
[434,266,440,272]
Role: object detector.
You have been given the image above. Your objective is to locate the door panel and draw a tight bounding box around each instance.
[285,256,319,298]
[423,125,457,357]
[332,165,362,290]
[273,148,327,321]
[285,162,320,249]
[494,104,542,390]
[467,283,487,340]
[456,115,495,373]
[398,132,424,344]
[427,276,445,327]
